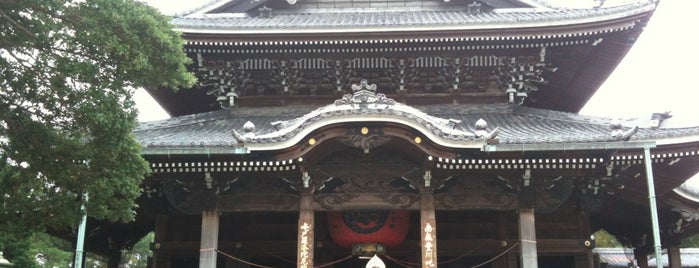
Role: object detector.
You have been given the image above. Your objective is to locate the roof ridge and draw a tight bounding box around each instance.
[174,0,231,17]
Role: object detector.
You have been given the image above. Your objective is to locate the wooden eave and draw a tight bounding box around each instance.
[149,7,652,116]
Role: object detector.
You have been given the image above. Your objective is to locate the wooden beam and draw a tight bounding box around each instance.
[483,141,656,152]
[297,190,314,268]
[518,208,538,268]
[200,210,220,268]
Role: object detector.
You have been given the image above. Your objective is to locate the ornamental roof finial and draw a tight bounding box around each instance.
[610,119,638,141]
[335,79,392,105]
[351,79,377,93]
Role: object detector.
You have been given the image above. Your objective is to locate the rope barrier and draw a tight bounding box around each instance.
[437,248,479,265]
[261,249,297,264]
[216,249,274,268]
[384,254,419,268]
[216,241,520,268]
[313,255,353,268]
[470,242,520,268]
[385,241,520,268]
[217,248,353,268]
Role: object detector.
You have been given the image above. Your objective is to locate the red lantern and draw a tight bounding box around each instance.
[328,210,409,248]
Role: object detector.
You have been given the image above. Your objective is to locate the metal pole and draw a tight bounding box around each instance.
[643,147,663,267]
[74,193,88,268]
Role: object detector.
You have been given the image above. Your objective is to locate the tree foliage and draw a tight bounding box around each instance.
[16,232,154,268]
[593,229,622,248]
[682,232,699,248]
[0,0,195,261]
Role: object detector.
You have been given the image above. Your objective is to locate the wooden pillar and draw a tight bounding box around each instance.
[493,212,511,268]
[577,211,593,268]
[668,246,681,268]
[635,252,649,268]
[297,190,314,268]
[575,254,592,268]
[420,188,437,268]
[153,214,170,268]
[199,210,220,268]
[518,208,538,268]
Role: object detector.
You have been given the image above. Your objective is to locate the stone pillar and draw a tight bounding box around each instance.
[297,190,314,268]
[153,214,170,268]
[420,188,437,268]
[668,246,681,268]
[518,208,538,268]
[199,210,220,268]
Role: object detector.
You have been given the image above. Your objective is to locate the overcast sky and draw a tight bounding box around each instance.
[136,0,699,128]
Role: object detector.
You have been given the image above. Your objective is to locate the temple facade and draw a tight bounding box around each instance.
[80,0,699,267]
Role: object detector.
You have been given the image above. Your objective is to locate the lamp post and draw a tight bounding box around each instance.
[74,193,88,268]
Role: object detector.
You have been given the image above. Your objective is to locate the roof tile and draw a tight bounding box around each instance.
[134,104,699,148]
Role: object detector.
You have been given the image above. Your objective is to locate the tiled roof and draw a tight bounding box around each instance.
[171,2,654,32]
[595,248,699,268]
[134,103,699,149]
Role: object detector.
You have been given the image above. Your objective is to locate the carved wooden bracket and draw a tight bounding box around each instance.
[218,194,299,212]
[435,192,518,210]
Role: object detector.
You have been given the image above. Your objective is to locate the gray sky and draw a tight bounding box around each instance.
[579,0,699,127]
[136,0,699,127]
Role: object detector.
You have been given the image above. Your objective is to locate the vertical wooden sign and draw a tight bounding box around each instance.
[421,189,437,268]
[297,191,314,268]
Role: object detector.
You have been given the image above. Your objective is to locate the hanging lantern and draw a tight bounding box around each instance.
[328,210,409,248]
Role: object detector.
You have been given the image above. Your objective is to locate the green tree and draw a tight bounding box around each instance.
[0,0,195,264]
[28,232,73,268]
[593,229,623,248]
[682,232,699,247]
[121,232,154,268]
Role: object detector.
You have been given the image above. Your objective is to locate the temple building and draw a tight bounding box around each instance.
[78,0,699,267]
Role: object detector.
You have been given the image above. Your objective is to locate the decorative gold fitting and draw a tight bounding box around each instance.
[361,127,369,135]
[414,136,422,144]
